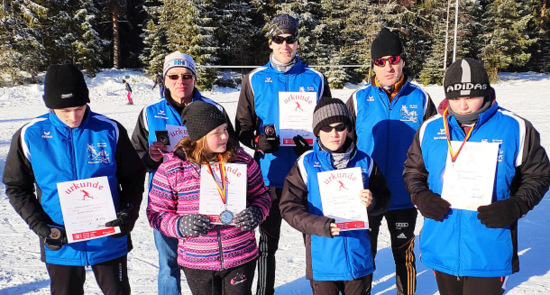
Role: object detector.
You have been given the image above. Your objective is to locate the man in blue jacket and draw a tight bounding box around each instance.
[235,14,331,295]
[346,27,436,295]
[131,51,234,295]
[3,64,146,295]
[403,58,550,294]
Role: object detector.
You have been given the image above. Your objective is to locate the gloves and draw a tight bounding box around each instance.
[292,135,312,156]
[255,134,280,154]
[235,206,264,232]
[414,191,450,221]
[178,214,212,237]
[477,198,526,228]
[34,223,67,251]
[105,206,138,238]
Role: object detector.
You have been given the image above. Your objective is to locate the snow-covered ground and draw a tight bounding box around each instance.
[0,69,549,294]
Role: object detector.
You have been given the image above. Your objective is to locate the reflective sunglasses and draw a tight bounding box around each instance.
[373,55,402,67]
[320,123,347,133]
[272,35,297,44]
[167,74,194,80]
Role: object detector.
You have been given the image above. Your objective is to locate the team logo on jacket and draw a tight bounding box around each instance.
[400,105,418,123]
[265,77,272,83]
[155,110,169,120]
[87,143,110,164]
[367,96,375,102]
[41,131,52,138]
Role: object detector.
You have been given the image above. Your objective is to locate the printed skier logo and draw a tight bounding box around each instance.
[81,189,93,200]
[338,180,348,191]
[87,143,110,164]
[41,131,52,138]
[295,102,304,112]
[230,273,247,285]
[400,105,418,123]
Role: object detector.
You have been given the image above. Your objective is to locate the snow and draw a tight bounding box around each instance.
[1,69,549,295]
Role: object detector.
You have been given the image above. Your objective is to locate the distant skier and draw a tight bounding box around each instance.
[152,72,165,99]
[122,79,134,105]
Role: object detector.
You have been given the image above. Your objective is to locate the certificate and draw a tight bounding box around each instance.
[56,176,120,243]
[165,124,188,152]
[278,92,317,146]
[317,167,368,231]
[199,163,247,225]
[441,141,500,211]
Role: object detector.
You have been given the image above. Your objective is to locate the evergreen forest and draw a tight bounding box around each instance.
[1,0,548,89]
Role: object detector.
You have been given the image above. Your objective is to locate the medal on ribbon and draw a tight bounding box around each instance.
[206,155,233,225]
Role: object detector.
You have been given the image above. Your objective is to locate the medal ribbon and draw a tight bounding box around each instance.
[442,107,475,162]
[206,154,227,204]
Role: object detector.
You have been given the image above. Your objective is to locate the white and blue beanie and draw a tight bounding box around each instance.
[163,51,197,78]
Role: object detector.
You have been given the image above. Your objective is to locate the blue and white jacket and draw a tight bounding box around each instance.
[235,59,331,188]
[346,78,435,211]
[280,139,390,281]
[3,106,146,266]
[131,89,234,188]
[403,102,550,277]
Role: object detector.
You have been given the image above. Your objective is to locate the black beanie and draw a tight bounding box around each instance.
[181,101,227,141]
[444,58,490,99]
[371,27,404,60]
[43,64,90,109]
[312,97,352,136]
[268,14,299,42]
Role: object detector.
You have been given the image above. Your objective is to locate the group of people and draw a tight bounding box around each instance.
[3,12,549,295]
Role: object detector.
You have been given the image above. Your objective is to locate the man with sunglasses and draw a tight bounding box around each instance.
[131,51,235,295]
[346,27,436,295]
[235,14,331,295]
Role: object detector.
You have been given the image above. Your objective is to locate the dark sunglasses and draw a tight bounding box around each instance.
[320,123,347,133]
[272,35,297,44]
[167,74,194,80]
[373,55,402,67]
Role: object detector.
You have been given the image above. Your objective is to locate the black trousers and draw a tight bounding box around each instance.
[434,270,505,295]
[46,255,130,295]
[369,208,417,295]
[182,259,257,295]
[256,187,282,295]
[311,274,373,295]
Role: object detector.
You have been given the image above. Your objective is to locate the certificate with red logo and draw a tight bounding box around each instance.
[317,167,368,230]
[56,176,120,243]
[199,163,247,225]
[165,124,188,151]
[278,92,317,146]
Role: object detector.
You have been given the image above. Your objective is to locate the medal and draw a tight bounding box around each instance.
[206,155,234,225]
[219,209,234,225]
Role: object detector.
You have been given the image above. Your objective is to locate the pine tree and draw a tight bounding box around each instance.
[72,0,105,76]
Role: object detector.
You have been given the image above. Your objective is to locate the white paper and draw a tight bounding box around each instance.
[198,163,247,225]
[166,124,188,152]
[278,92,317,146]
[317,167,368,231]
[56,176,120,243]
[441,141,500,211]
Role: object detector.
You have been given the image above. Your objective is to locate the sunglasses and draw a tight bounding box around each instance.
[373,55,402,67]
[320,123,347,133]
[167,74,194,80]
[272,35,297,44]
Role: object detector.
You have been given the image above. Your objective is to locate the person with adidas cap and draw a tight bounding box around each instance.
[346,27,436,295]
[3,64,146,294]
[403,58,550,294]
[131,51,236,295]
[147,100,271,295]
[280,97,390,295]
[235,13,332,295]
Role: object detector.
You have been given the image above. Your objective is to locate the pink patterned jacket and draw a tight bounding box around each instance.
[147,148,270,270]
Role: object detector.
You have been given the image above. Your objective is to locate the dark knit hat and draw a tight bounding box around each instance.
[444,58,490,99]
[312,97,352,136]
[43,64,90,109]
[371,27,404,60]
[268,14,299,43]
[181,101,227,141]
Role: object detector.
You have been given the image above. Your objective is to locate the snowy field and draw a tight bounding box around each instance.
[0,69,549,294]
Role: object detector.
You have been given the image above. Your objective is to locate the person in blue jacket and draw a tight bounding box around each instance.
[403,58,550,294]
[280,97,390,295]
[346,27,436,295]
[131,51,235,295]
[235,14,332,295]
[2,64,146,295]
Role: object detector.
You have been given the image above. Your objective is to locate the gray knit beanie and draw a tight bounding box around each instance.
[312,97,352,136]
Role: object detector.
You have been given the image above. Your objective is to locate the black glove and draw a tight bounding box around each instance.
[414,191,450,221]
[34,223,67,251]
[235,206,264,232]
[255,134,280,154]
[105,206,138,238]
[178,214,212,237]
[477,198,526,228]
[292,135,312,156]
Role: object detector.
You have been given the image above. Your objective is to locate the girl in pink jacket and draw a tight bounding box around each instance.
[147,101,271,295]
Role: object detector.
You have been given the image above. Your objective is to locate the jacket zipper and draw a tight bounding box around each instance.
[216,227,225,270]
